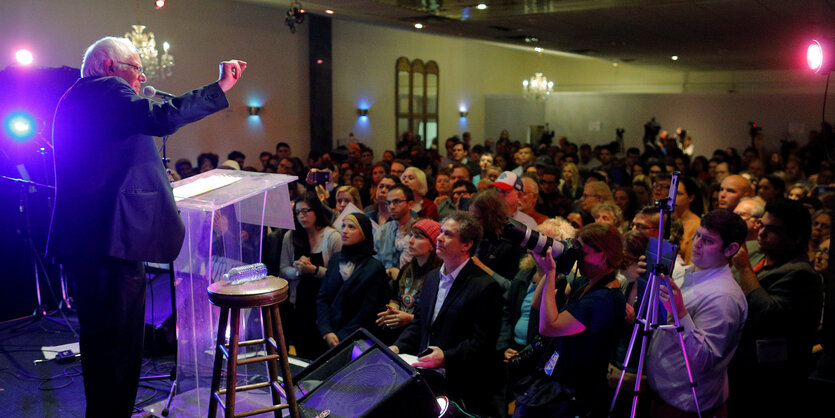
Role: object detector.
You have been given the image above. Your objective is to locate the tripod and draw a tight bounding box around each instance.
[610,171,702,418]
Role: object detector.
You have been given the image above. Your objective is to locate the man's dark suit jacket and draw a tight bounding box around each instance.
[394,258,503,415]
[49,76,228,263]
[729,255,823,415]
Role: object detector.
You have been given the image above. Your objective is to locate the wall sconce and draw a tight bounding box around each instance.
[459,111,469,118]
[247,106,262,116]
[357,108,369,117]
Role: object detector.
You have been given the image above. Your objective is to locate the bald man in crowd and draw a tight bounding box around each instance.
[718,175,754,211]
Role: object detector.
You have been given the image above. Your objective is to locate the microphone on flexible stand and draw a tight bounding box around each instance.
[141,85,176,100]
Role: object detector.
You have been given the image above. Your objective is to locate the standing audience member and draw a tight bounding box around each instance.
[718,174,754,211]
[729,200,823,417]
[493,171,538,229]
[317,213,390,348]
[365,175,400,226]
[520,176,549,225]
[673,177,703,264]
[280,192,341,358]
[647,209,749,417]
[514,223,625,417]
[390,212,504,417]
[469,189,526,287]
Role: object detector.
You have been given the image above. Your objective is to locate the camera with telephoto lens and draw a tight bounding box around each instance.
[502,219,581,275]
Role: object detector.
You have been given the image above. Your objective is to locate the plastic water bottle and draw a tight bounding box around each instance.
[223,263,268,285]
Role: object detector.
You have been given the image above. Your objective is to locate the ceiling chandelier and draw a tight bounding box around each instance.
[522,72,554,101]
[124,24,174,80]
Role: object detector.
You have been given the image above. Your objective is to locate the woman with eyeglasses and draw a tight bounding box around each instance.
[317,212,390,349]
[280,192,342,359]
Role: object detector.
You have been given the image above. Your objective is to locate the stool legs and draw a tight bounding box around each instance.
[225,308,241,418]
[270,303,299,418]
[261,306,283,417]
[208,307,230,418]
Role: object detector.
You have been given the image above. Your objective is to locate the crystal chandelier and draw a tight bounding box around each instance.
[522,72,554,101]
[124,24,174,80]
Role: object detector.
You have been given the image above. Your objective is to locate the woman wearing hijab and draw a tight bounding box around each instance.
[317,212,390,349]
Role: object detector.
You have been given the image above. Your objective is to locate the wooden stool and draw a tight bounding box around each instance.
[207,276,299,418]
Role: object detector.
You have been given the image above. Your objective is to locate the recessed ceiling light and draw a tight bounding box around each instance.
[671,55,679,61]
[477,3,487,9]
[415,23,424,29]
[534,47,543,53]
[612,62,619,67]
[324,9,334,14]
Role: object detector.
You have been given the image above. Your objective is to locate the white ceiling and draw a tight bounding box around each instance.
[238,0,835,71]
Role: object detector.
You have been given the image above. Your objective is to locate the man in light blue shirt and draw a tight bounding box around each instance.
[374,184,414,273]
[647,209,749,415]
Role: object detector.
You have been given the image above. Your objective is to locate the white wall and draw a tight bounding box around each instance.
[537,92,824,155]
[1,0,309,168]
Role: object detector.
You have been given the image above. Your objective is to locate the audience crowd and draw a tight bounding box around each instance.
[175,127,834,417]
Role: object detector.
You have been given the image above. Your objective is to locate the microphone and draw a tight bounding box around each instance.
[141,86,176,100]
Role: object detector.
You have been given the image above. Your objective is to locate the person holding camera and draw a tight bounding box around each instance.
[646,209,749,417]
[513,223,625,417]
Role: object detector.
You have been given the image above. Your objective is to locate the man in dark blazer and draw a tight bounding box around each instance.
[729,200,823,417]
[390,212,504,417]
[47,36,245,417]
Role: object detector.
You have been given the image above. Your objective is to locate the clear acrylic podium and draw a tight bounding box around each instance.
[165,169,296,417]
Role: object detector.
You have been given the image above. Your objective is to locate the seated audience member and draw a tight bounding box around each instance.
[369,161,389,203]
[474,152,494,185]
[808,209,832,263]
[731,198,766,283]
[651,172,673,202]
[175,158,194,179]
[401,166,439,220]
[332,185,362,221]
[197,152,219,173]
[632,176,653,208]
[787,183,810,200]
[492,171,538,229]
[440,180,477,219]
[560,162,583,200]
[259,151,272,171]
[280,192,341,358]
[433,169,453,205]
[520,175,549,225]
[647,209,749,416]
[537,165,573,218]
[376,219,443,344]
[374,184,416,272]
[390,212,504,417]
[317,213,390,349]
[513,223,626,417]
[729,200,823,417]
[469,189,526,288]
[365,174,400,226]
[718,174,754,211]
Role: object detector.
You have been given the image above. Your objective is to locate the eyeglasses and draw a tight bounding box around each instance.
[295,208,312,216]
[119,61,145,76]
[386,198,407,206]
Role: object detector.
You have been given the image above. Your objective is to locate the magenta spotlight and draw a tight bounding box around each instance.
[15,49,34,66]
[808,40,823,72]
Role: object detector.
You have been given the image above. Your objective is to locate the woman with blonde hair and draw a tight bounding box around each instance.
[401,166,438,220]
[560,162,582,200]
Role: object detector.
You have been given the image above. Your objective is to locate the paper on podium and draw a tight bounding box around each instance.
[172,173,242,201]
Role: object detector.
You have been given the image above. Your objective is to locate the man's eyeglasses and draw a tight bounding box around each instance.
[386,199,407,206]
[119,62,145,76]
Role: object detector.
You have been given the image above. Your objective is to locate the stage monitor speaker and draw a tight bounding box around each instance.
[292,328,439,418]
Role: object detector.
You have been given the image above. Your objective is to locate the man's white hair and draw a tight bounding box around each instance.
[81,37,137,78]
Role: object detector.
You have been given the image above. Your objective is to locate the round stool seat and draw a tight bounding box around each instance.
[208,276,288,309]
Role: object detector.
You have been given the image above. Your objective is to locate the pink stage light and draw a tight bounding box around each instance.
[808,40,823,73]
[155,0,165,9]
[15,49,34,66]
